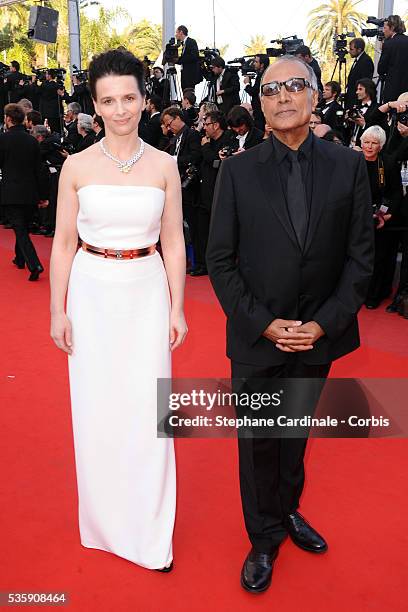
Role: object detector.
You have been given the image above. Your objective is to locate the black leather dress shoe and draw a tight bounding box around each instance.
[398,294,408,319]
[386,294,402,313]
[285,512,327,553]
[28,265,44,281]
[155,561,173,573]
[365,300,380,309]
[241,547,279,593]
[12,258,25,269]
[189,267,208,277]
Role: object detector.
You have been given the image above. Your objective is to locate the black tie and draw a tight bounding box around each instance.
[287,150,308,249]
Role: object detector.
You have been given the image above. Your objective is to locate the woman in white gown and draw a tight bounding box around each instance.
[49,50,187,571]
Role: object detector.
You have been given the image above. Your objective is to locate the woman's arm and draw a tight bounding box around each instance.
[49,156,80,353]
[160,155,188,350]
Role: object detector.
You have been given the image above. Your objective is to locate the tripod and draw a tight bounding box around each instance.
[200,79,216,103]
[330,50,348,93]
[163,64,183,104]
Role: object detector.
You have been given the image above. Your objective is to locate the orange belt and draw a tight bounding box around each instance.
[81,240,156,260]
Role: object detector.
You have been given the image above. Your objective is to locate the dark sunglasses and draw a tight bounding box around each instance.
[261,77,312,97]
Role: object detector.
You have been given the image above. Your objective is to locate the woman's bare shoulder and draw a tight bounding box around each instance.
[144,142,173,165]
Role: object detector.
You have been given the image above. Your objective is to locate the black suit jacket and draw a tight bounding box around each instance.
[169,126,202,202]
[378,33,408,103]
[318,100,344,130]
[353,102,388,146]
[206,135,374,366]
[35,80,64,119]
[142,113,163,148]
[215,69,241,116]
[242,127,264,150]
[0,125,49,207]
[178,37,202,89]
[244,72,263,125]
[345,52,374,109]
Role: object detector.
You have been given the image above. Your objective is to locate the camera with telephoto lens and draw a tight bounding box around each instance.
[267,35,304,58]
[361,16,386,40]
[181,164,200,189]
[220,142,240,158]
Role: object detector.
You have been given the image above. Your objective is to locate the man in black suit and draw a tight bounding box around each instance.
[4,60,27,104]
[347,78,387,146]
[63,102,82,151]
[175,25,202,91]
[295,45,323,93]
[243,54,270,131]
[210,56,241,117]
[378,15,408,103]
[318,81,344,130]
[227,105,264,150]
[345,38,374,110]
[142,94,163,148]
[0,104,49,280]
[32,69,64,134]
[206,56,374,593]
[162,106,202,267]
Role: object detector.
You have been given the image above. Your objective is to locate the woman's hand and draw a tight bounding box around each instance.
[169,310,188,351]
[51,312,73,355]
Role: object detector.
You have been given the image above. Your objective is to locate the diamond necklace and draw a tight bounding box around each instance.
[99,137,145,173]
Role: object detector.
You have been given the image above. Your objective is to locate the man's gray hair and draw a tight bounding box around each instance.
[67,101,81,115]
[32,125,49,139]
[360,125,387,148]
[17,98,33,113]
[78,112,94,133]
[261,55,318,92]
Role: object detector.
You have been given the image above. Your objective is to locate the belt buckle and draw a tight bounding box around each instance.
[115,249,123,259]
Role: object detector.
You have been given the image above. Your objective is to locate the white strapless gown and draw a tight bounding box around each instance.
[66,184,175,569]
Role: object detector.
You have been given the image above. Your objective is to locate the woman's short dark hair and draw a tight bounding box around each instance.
[88,49,146,100]
[4,103,25,125]
[357,78,377,101]
[227,105,254,129]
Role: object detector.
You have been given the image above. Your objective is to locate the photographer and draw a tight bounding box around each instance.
[151,66,166,99]
[75,113,95,152]
[196,109,236,276]
[359,126,403,309]
[161,106,202,263]
[182,90,198,127]
[92,114,105,143]
[31,69,64,134]
[378,15,408,103]
[318,81,344,130]
[175,25,202,91]
[345,38,374,110]
[142,94,163,148]
[346,78,387,146]
[60,74,94,116]
[210,57,240,117]
[295,45,323,93]
[63,101,82,151]
[227,105,264,151]
[243,54,270,131]
[4,61,27,104]
[32,124,66,237]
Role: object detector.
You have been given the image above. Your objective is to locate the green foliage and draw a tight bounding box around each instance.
[244,34,267,56]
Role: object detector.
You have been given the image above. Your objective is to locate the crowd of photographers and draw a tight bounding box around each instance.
[1,18,408,315]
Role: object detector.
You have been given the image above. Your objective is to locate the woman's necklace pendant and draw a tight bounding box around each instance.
[120,164,131,173]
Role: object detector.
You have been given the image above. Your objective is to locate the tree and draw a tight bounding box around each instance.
[244,34,267,56]
[124,19,162,61]
[307,0,366,58]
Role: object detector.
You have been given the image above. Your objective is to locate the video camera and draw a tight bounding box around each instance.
[267,35,304,58]
[333,32,354,55]
[0,62,10,78]
[361,16,386,40]
[227,56,257,77]
[32,66,66,85]
[163,38,180,65]
[199,47,220,81]
[72,64,88,83]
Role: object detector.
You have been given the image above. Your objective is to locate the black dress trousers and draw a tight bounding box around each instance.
[231,357,331,553]
[4,205,42,271]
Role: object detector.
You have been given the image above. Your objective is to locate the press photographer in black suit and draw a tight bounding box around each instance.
[0,104,49,281]
[346,78,387,146]
[227,105,264,151]
[141,94,163,148]
[344,38,374,110]
[207,56,374,593]
[378,15,408,103]
[161,106,202,266]
[31,69,64,134]
[4,60,26,104]
[243,54,270,131]
[175,25,202,91]
[210,56,241,117]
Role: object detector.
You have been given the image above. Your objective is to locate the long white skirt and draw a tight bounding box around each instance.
[66,248,175,569]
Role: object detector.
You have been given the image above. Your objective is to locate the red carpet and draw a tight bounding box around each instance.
[1,228,407,611]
